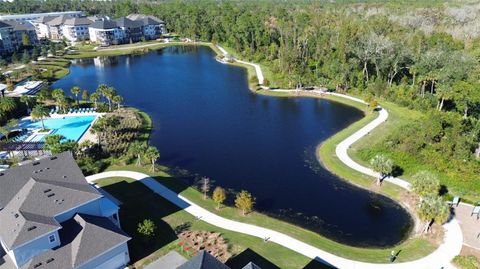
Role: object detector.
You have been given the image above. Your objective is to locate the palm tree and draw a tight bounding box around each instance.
[112,95,123,110]
[90,92,99,109]
[417,195,450,233]
[20,95,35,110]
[57,95,70,114]
[71,86,81,105]
[0,97,16,115]
[130,141,147,166]
[370,154,394,186]
[31,104,50,130]
[104,87,117,111]
[144,146,160,172]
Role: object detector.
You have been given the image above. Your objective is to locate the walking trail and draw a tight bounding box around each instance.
[86,46,463,268]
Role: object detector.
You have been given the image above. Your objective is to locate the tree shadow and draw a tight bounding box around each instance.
[439,185,449,196]
[391,165,404,178]
[225,248,280,269]
[101,179,188,263]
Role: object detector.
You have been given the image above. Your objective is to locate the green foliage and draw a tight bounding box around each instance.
[417,194,450,231]
[370,154,394,184]
[21,50,29,64]
[235,190,255,216]
[411,171,440,197]
[212,186,227,210]
[145,146,160,172]
[22,33,31,47]
[44,134,77,155]
[137,219,156,238]
[452,255,480,269]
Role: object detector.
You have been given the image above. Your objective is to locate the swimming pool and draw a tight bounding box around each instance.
[19,116,97,142]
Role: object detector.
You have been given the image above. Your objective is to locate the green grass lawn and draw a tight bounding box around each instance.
[102,163,436,265]
[95,175,329,269]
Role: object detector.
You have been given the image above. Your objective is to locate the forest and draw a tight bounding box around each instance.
[2,0,480,198]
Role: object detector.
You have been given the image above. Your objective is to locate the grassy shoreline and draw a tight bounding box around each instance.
[64,42,436,265]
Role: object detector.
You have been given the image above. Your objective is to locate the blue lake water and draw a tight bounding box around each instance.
[53,46,413,247]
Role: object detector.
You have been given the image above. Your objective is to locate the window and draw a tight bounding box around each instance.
[48,234,55,243]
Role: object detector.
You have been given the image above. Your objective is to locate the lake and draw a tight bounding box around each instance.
[53,45,413,247]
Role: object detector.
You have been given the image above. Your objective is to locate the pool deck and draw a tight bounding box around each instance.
[20,112,105,144]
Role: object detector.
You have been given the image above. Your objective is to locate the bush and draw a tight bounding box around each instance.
[453,255,480,269]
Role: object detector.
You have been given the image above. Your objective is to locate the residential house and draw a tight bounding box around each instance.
[61,17,92,42]
[0,21,15,55]
[0,152,131,269]
[6,21,39,47]
[127,14,166,40]
[176,250,262,269]
[43,15,71,40]
[88,20,121,46]
[114,17,143,43]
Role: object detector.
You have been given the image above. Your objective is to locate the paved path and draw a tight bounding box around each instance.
[87,170,461,269]
[217,45,264,85]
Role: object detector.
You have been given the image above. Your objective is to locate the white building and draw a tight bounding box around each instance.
[0,11,84,22]
[88,20,122,46]
[127,14,166,40]
[61,17,92,42]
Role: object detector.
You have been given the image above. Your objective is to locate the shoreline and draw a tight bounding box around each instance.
[58,41,442,263]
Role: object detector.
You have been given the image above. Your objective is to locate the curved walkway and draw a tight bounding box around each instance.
[217,45,264,85]
[87,170,460,269]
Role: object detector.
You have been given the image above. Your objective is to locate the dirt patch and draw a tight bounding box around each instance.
[461,245,480,258]
[178,231,231,262]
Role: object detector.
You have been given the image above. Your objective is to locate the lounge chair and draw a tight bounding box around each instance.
[448,196,460,207]
[472,204,480,219]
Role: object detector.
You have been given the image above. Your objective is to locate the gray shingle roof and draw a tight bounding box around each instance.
[6,21,36,31]
[115,17,142,28]
[89,20,117,29]
[63,17,92,26]
[0,21,12,29]
[242,262,262,269]
[127,14,164,25]
[20,214,130,269]
[177,250,230,269]
[45,15,70,26]
[0,152,102,249]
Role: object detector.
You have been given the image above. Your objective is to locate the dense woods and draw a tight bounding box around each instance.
[3,0,480,197]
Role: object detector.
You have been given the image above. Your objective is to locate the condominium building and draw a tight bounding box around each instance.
[61,17,93,42]
[0,152,131,269]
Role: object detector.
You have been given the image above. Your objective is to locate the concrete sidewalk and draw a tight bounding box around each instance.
[87,170,461,269]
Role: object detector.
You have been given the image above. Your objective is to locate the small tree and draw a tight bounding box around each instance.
[31,104,50,130]
[31,46,39,60]
[44,134,77,155]
[199,177,211,200]
[137,219,156,241]
[11,52,19,63]
[90,92,99,109]
[212,186,226,210]
[129,141,147,166]
[22,49,30,64]
[71,86,81,105]
[81,90,89,102]
[235,190,255,216]
[417,195,450,233]
[22,33,31,47]
[263,78,270,87]
[144,146,160,172]
[370,154,394,186]
[113,95,123,110]
[411,171,440,197]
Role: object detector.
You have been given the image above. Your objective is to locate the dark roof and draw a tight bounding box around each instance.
[115,17,142,28]
[178,250,230,269]
[0,152,102,249]
[242,262,262,269]
[20,214,130,269]
[0,21,12,29]
[35,16,56,24]
[89,20,117,29]
[45,15,70,26]
[5,21,35,31]
[63,17,92,26]
[127,14,165,25]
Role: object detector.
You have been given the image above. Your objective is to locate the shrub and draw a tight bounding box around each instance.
[453,255,480,269]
